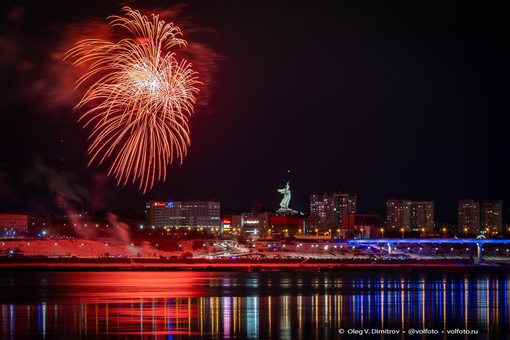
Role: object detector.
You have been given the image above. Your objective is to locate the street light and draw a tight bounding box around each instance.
[464,227,468,238]
[401,228,404,238]
[421,228,425,238]
[380,228,384,238]
[442,228,446,238]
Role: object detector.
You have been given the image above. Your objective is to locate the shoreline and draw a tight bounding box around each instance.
[1,257,508,272]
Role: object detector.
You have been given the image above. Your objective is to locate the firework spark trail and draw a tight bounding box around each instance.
[65,6,200,193]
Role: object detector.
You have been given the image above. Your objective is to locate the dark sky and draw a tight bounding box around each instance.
[0,1,509,222]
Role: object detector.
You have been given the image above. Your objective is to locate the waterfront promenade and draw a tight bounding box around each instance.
[0,255,505,272]
[1,237,509,272]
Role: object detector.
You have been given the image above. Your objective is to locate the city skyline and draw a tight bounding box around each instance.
[3,190,507,228]
[1,1,509,222]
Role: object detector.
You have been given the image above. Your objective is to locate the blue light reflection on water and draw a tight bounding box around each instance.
[0,270,509,339]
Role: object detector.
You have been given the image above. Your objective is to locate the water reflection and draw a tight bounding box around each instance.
[1,271,509,338]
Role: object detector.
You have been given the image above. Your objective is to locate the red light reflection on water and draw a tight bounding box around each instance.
[1,271,509,338]
[58,271,212,303]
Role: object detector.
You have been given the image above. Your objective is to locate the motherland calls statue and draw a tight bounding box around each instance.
[277,182,296,214]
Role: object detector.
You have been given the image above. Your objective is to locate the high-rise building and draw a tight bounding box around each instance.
[334,192,357,228]
[458,199,480,235]
[147,200,220,229]
[310,192,357,229]
[481,200,503,235]
[310,193,334,227]
[386,199,411,231]
[410,201,434,233]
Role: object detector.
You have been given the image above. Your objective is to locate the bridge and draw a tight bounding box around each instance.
[346,238,510,264]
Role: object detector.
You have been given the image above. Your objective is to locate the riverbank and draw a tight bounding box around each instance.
[1,256,508,272]
[2,238,509,272]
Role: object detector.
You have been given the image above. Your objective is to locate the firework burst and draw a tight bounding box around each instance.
[65,7,200,193]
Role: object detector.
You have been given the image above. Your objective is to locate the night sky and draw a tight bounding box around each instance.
[0,1,508,222]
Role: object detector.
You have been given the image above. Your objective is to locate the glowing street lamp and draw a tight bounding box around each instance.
[401,228,404,238]
[380,228,384,238]
[442,228,447,238]
[464,227,468,238]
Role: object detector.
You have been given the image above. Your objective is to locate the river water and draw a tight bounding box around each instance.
[0,270,508,339]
